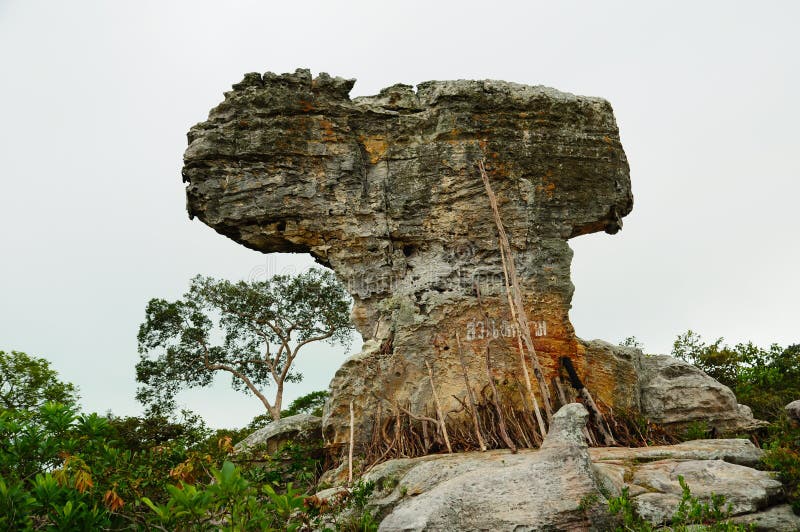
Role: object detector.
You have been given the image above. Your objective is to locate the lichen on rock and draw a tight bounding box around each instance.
[183,69,758,456]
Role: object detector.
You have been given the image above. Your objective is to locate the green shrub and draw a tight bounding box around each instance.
[682,420,710,441]
[761,420,800,515]
[672,332,800,421]
[608,486,654,532]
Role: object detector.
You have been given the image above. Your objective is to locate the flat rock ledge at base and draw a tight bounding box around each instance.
[316,405,796,531]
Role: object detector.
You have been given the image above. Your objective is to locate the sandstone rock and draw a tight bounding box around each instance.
[637,354,766,432]
[313,486,348,501]
[316,411,789,530]
[785,399,800,424]
[541,402,592,449]
[378,404,612,531]
[367,449,536,522]
[590,438,764,467]
[183,69,632,452]
[581,339,642,412]
[629,459,782,524]
[730,504,800,532]
[183,69,767,457]
[234,413,321,454]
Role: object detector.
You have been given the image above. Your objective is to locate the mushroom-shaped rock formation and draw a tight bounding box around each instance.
[182,69,634,455]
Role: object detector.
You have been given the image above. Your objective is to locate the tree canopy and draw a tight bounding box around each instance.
[0,350,79,413]
[135,268,353,420]
[672,330,800,419]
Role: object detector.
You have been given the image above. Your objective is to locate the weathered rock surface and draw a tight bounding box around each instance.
[183,69,633,451]
[184,70,761,453]
[315,405,787,530]
[598,459,782,524]
[637,353,766,432]
[589,437,764,467]
[730,504,800,531]
[234,413,321,454]
[786,399,800,425]
[580,340,761,433]
[377,404,611,531]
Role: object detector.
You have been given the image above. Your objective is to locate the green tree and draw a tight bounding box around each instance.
[136,269,353,421]
[671,330,742,387]
[245,390,331,432]
[672,331,800,419]
[0,350,78,414]
[282,390,329,417]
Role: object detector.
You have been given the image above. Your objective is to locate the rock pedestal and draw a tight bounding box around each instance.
[183,69,759,454]
[183,69,631,452]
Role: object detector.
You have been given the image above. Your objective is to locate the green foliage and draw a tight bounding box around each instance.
[608,486,654,531]
[106,409,210,454]
[671,331,800,420]
[0,350,78,415]
[761,417,800,515]
[682,420,710,441]
[0,398,337,529]
[376,474,400,493]
[0,400,197,528]
[578,492,600,512]
[139,462,311,530]
[244,390,331,433]
[238,440,325,494]
[138,467,378,531]
[136,269,353,420]
[671,475,740,530]
[348,480,375,510]
[283,390,330,418]
[0,348,363,530]
[670,331,800,514]
[312,480,378,532]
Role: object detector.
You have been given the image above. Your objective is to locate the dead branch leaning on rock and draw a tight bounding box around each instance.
[424,359,453,453]
[478,159,554,428]
[560,357,616,446]
[348,400,355,485]
[456,331,487,451]
[474,281,517,453]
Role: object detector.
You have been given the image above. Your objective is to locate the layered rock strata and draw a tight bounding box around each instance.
[183,69,756,452]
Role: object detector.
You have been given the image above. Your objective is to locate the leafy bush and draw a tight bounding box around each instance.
[0,399,356,529]
[305,480,378,532]
[761,416,800,515]
[106,409,210,454]
[682,420,710,441]
[670,331,800,514]
[0,401,196,528]
[0,347,345,530]
[608,486,653,531]
[671,331,800,420]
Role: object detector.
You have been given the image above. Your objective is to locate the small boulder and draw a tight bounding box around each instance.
[234,413,321,454]
[378,404,612,531]
[730,504,800,531]
[785,400,800,425]
[590,438,764,467]
[639,354,766,431]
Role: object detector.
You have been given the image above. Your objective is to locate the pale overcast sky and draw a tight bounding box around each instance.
[1,1,797,428]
